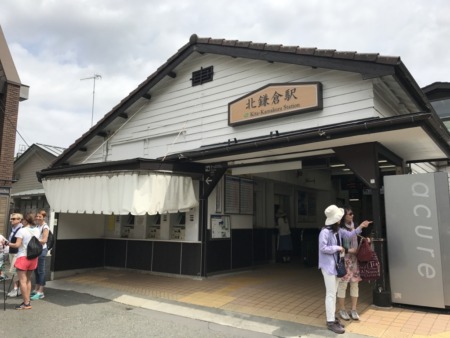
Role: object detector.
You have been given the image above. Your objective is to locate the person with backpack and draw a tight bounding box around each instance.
[7,213,23,297]
[31,209,50,301]
[6,213,40,310]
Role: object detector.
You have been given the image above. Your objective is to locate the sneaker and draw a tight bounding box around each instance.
[351,310,360,320]
[7,289,19,298]
[30,292,45,300]
[15,302,32,310]
[339,309,351,321]
[327,321,345,334]
[335,317,345,328]
[30,290,37,296]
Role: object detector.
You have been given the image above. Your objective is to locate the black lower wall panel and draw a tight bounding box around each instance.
[232,229,253,269]
[152,241,181,274]
[180,243,202,276]
[105,239,127,268]
[300,228,320,267]
[126,241,153,271]
[206,233,231,274]
[253,229,275,262]
[54,239,105,271]
[291,228,302,256]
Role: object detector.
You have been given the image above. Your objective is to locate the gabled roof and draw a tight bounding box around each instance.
[34,143,66,157]
[51,34,433,168]
[15,143,65,170]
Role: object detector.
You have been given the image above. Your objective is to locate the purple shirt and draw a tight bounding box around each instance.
[318,226,362,275]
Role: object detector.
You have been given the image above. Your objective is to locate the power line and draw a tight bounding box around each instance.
[0,103,30,148]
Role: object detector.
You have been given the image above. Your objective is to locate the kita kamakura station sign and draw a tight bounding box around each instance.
[228,82,323,126]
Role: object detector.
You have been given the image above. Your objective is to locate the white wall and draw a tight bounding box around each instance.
[58,213,105,239]
[78,54,379,164]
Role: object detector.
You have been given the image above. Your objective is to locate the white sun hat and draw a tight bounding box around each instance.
[324,205,345,225]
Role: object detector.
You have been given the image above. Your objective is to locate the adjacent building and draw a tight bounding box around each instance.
[0,25,29,236]
[11,143,65,215]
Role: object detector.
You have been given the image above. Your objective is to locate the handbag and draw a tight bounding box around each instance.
[356,237,372,262]
[334,255,347,278]
[359,251,380,281]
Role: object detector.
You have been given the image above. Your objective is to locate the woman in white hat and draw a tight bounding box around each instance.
[318,205,372,334]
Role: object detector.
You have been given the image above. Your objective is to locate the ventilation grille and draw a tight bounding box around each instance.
[191,66,214,86]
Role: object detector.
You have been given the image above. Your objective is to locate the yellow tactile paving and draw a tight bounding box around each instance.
[178,291,235,307]
[60,263,450,337]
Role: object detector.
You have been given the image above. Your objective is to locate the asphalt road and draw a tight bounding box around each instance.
[0,288,277,338]
[0,286,371,338]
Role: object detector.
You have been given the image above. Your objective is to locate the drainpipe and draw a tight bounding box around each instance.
[199,178,208,277]
[371,188,392,307]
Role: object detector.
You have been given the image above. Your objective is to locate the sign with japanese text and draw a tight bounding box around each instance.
[228,82,322,126]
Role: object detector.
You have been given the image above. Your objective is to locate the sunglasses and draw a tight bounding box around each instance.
[347,213,353,216]
[10,217,20,220]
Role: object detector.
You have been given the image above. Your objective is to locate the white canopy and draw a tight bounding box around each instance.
[42,172,198,215]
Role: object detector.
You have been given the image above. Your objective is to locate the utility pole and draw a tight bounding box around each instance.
[81,74,102,127]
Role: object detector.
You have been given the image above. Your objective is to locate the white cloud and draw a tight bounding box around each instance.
[1,0,449,154]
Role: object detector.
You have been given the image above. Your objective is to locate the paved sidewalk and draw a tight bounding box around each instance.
[46,264,450,337]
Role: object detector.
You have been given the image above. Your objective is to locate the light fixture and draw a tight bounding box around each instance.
[231,161,302,175]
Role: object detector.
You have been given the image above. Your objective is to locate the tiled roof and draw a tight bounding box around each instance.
[191,34,400,65]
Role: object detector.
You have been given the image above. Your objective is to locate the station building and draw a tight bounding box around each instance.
[38,35,450,308]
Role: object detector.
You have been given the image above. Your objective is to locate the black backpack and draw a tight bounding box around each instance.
[46,230,55,251]
[8,226,22,254]
[41,225,55,251]
[27,229,43,259]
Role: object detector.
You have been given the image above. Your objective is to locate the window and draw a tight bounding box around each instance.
[224,175,254,214]
[431,98,450,120]
[191,66,214,86]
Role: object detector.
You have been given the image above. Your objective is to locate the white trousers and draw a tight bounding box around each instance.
[321,269,338,322]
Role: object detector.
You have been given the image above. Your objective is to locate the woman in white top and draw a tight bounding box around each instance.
[8,213,40,310]
[275,209,293,262]
[31,210,49,300]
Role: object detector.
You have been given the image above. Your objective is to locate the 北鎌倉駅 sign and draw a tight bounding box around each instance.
[228,82,322,126]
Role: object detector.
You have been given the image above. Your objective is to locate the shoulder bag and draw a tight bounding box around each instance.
[334,254,347,277]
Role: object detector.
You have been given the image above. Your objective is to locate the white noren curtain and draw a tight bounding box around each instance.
[42,173,198,215]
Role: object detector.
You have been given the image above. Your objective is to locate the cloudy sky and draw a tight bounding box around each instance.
[1,0,449,155]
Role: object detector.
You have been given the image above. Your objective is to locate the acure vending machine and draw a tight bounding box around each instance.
[384,172,450,309]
